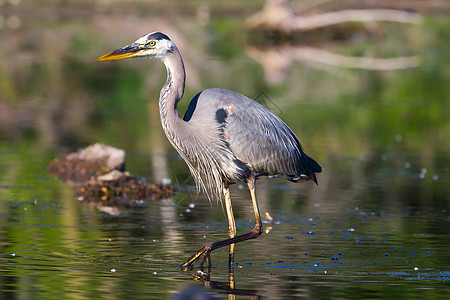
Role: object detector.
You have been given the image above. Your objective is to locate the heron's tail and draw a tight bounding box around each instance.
[304,153,322,185]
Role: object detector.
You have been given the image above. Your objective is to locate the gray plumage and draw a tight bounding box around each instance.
[99,31,321,200]
[183,88,321,188]
[138,32,322,200]
[97,31,322,267]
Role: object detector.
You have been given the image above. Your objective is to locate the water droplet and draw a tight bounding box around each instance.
[185,209,191,213]
[330,255,339,261]
[10,253,16,257]
[414,267,419,271]
[306,230,316,235]
[188,203,195,208]
[432,175,439,180]
[153,271,157,275]
[111,268,116,272]
[404,162,411,168]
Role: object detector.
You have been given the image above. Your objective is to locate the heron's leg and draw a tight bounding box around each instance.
[247,177,262,234]
[204,254,211,271]
[223,182,236,271]
[181,183,234,270]
[180,176,263,269]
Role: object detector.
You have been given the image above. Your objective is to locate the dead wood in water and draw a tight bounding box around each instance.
[246,2,422,32]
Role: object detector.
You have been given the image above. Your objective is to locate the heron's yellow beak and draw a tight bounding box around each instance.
[97,43,144,61]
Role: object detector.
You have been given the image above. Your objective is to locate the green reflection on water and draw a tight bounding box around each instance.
[0,2,449,299]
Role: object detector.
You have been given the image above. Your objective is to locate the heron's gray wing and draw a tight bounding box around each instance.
[211,89,321,181]
[184,88,321,183]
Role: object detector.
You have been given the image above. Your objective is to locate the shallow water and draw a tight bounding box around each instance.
[0,1,449,299]
[0,148,448,299]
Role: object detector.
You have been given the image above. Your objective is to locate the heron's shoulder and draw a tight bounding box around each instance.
[198,88,265,112]
[184,88,266,122]
[201,87,239,95]
[199,88,251,102]
[184,88,243,121]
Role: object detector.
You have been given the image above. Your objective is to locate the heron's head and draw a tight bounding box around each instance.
[97,32,176,62]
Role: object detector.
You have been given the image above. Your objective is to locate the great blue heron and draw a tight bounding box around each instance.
[97,32,322,269]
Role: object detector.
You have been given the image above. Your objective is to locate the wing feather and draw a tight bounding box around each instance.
[201,88,321,182]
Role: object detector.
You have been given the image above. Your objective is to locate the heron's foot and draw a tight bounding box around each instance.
[180,244,212,270]
[192,273,210,283]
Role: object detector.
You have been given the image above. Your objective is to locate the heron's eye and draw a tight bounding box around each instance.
[148,40,156,47]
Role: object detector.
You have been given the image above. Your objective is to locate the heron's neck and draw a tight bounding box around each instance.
[159,49,186,147]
